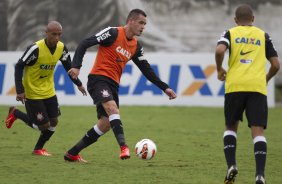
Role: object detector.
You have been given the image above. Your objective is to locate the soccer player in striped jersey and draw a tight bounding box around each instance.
[215,4,280,184]
[64,9,177,162]
[5,21,87,156]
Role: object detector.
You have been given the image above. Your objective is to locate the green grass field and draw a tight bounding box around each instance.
[0,105,281,184]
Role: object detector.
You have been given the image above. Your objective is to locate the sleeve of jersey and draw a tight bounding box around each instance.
[60,45,82,86]
[72,27,118,68]
[132,43,169,91]
[15,44,39,94]
[265,33,278,59]
[217,30,230,48]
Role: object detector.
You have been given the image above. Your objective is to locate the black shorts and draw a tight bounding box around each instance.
[224,92,268,129]
[25,95,61,126]
[87,75,119,119]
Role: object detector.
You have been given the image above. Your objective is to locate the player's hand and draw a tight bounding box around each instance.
[77,85,87,96]
[68,68,80,79]
[217,67,227,81]
[165,88,177,100]
[16,93,26,104]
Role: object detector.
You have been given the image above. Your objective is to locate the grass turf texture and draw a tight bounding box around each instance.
[0,105,281,184]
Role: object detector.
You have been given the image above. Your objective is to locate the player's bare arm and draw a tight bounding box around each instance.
[68,68,80,79]
[77,85,87,96]
[164,88,177,100]
[16,93,26,104]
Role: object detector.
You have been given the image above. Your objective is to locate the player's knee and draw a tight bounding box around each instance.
[38,122,50,131]
[103,101,119,115]
[106,105,119,115]
[50,118,58,127]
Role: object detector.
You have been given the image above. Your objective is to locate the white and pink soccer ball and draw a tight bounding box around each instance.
[135,139,157,160]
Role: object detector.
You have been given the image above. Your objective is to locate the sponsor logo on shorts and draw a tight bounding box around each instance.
[36,112,44,121]
[101,89,110,98]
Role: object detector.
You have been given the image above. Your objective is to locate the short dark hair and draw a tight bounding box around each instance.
[126,9,147,23]
[235,4,253,22]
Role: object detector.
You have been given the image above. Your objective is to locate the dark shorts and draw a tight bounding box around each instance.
[25,95,61,126]
[224,92,268,129]
[87,75,119,119]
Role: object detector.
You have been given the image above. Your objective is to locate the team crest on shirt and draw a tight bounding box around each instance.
[101,89,110,98]
[36,112,44,121]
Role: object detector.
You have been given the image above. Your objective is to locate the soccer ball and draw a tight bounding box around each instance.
[135,139,157,160]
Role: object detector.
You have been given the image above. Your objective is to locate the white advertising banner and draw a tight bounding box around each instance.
[0,52,275,107]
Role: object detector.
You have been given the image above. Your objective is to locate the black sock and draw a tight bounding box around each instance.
[110,118,125,147]
[223,133,237,168]
[68,127,101,155]
[34,129,55,150]
[254,140,267,176]
[14,109,33,128]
